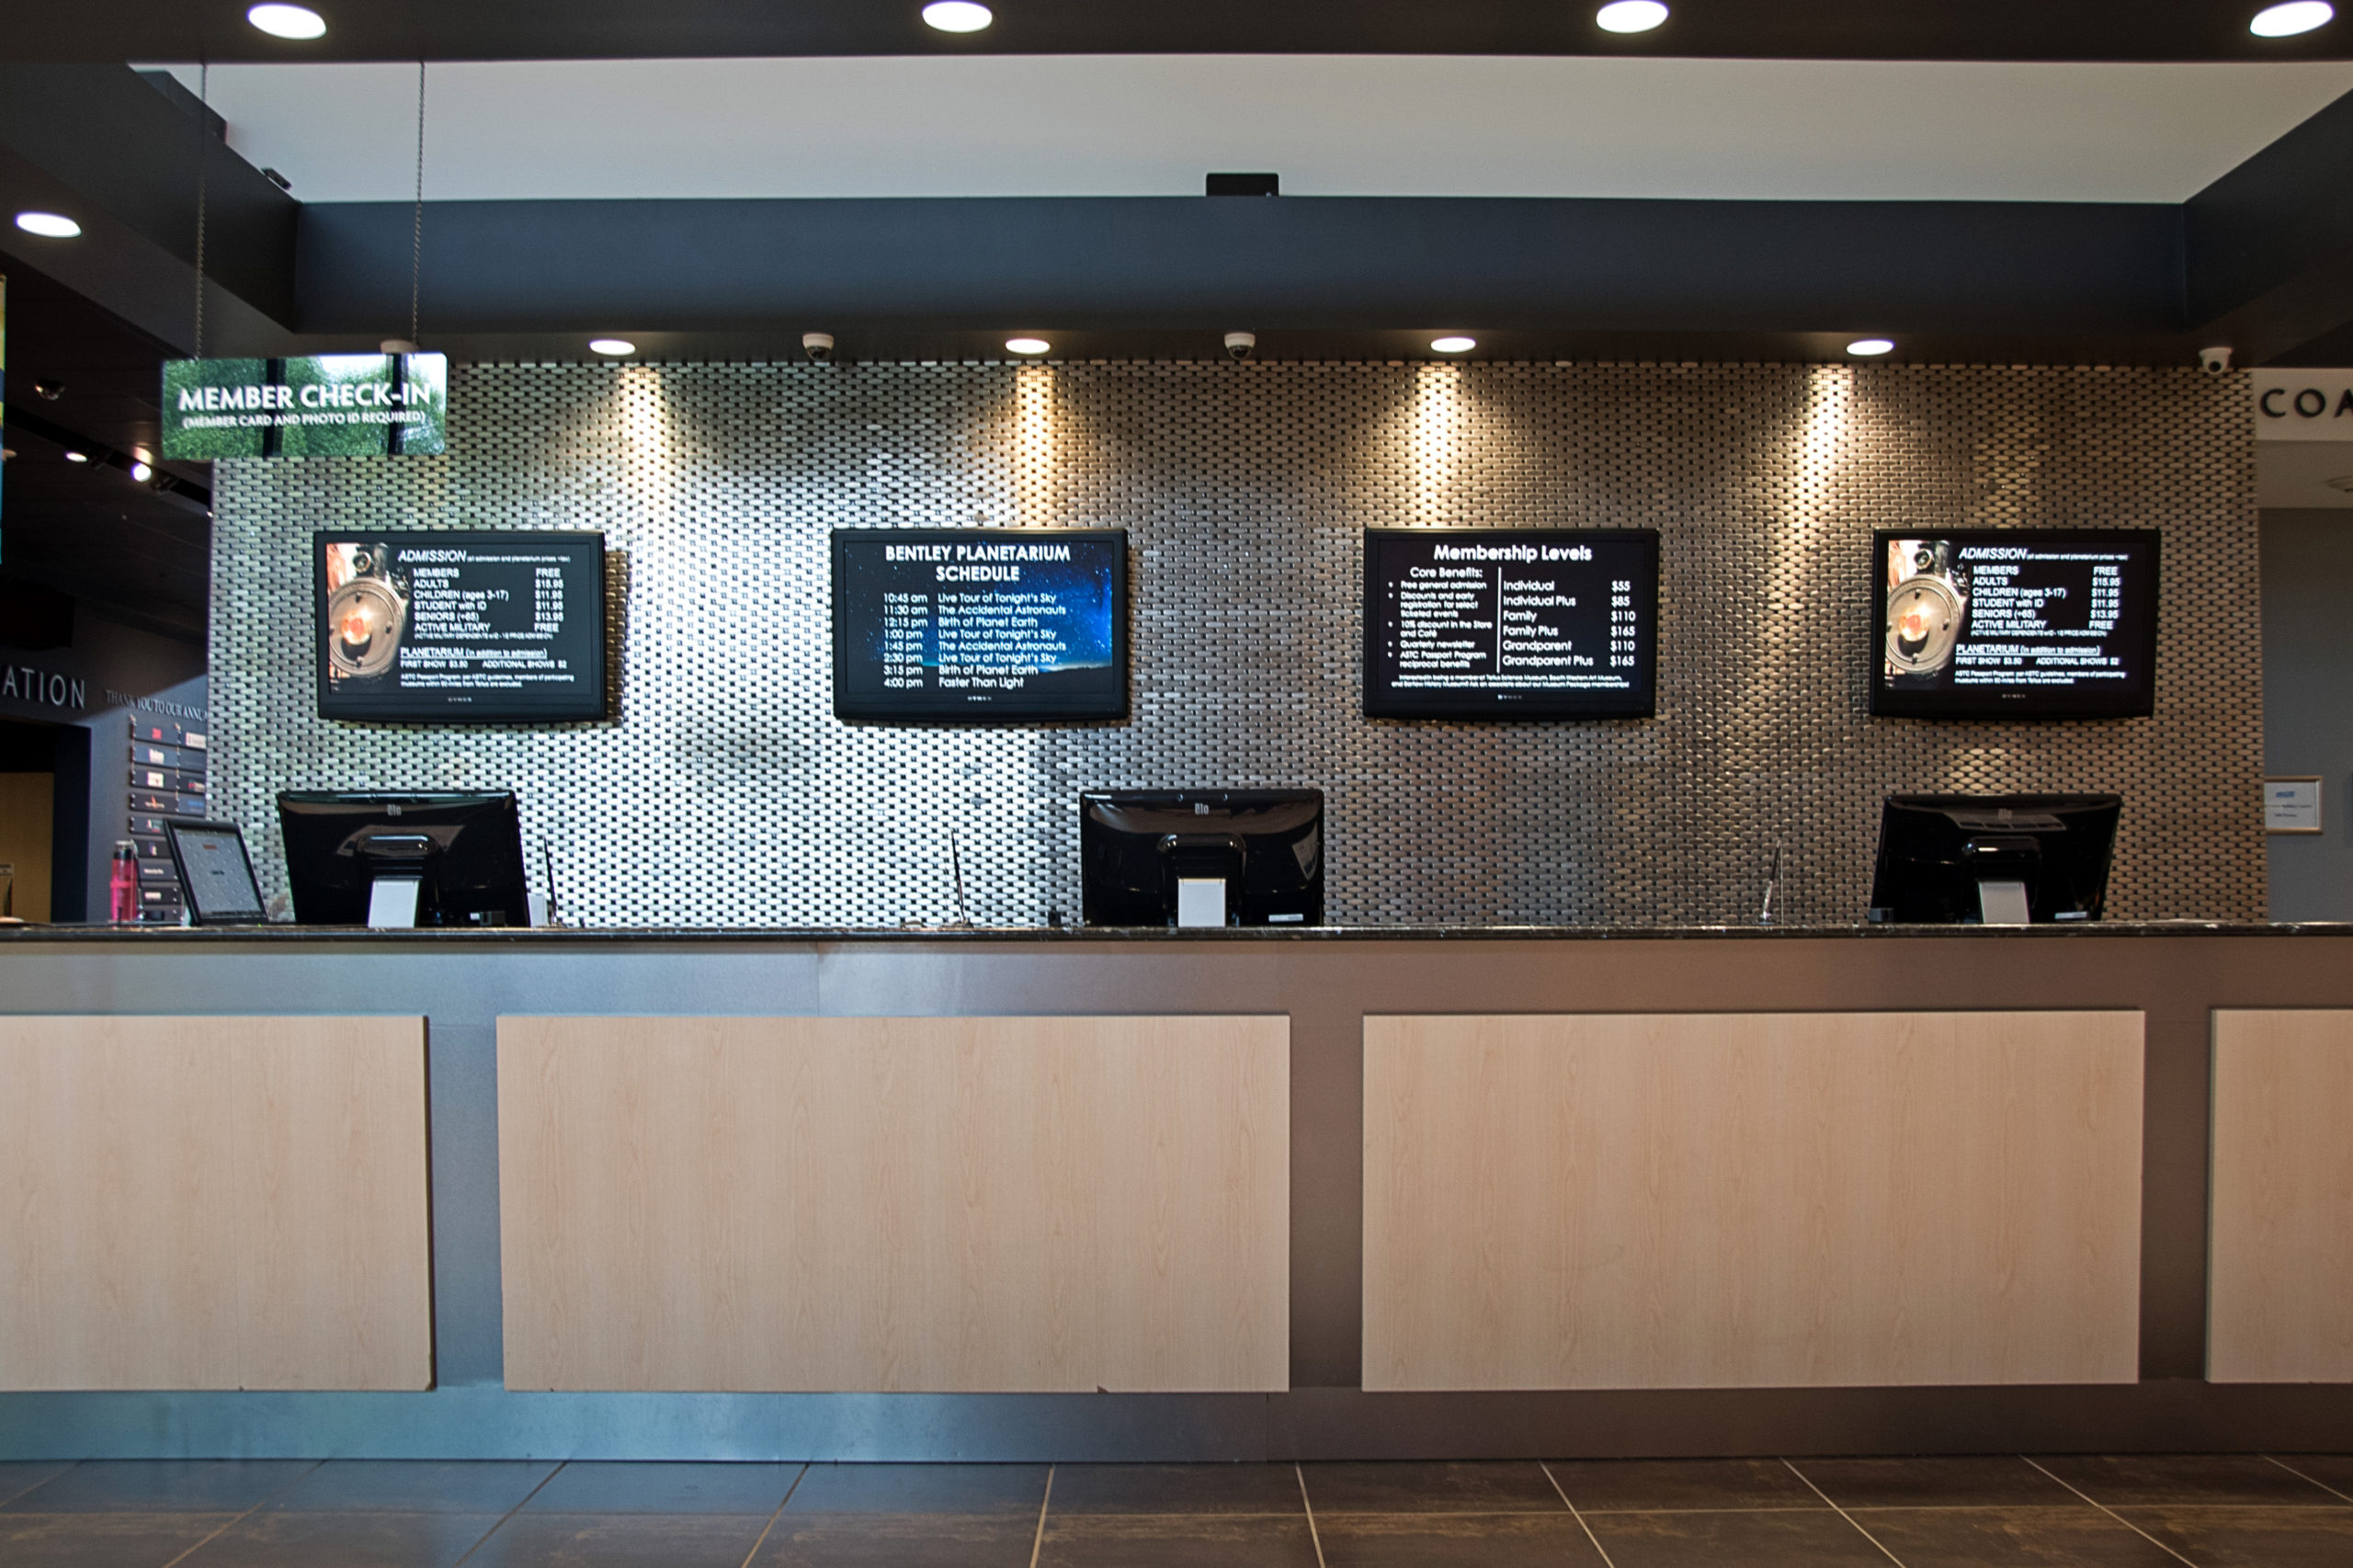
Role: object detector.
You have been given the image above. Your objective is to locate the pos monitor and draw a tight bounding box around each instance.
[277,790,531,927]
[1080,790,1323,928]
[1867,793,2121,926]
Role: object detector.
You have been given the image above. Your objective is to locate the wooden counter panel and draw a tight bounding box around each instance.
[0,1016,432,1392]
[2209,1010,2353,1383]
[1364,1011,2144,1391]
[497,1015,1289,1392]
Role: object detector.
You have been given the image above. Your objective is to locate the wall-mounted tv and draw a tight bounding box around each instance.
[1871,528,2159,720]
[832,527,1128,722]
[314,530,607,722]
[1363,528,1658,719]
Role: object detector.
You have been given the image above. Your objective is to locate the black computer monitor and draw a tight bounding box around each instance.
[277,790,531,927]
[1080,789,1324,927]
[1867,793,2121,925]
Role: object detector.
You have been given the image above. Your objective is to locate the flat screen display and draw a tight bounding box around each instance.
[1871,529,2159,719]
[1363,528,1658,719]
[832,528,1127,722]
[314,530,607,722]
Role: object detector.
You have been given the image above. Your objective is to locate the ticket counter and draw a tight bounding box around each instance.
[4,922,2350,1460]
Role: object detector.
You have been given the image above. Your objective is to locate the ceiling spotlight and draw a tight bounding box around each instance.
[1846,337,1896,357]
[63,450,89,464]
[247,3,327,39]
[33,381,64,401]
[1430,335,1477,354]
[1006,337,1051,356]
[2252,1,2334,34]
[130,460,154,483]
[923,1,994,30]
[15,210,82,238]
[588,338,637,357]
[1597,0,1669,31]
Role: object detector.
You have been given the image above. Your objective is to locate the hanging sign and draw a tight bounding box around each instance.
[160,352,448,460]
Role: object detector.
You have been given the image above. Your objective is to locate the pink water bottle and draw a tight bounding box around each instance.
[109,842,139,923]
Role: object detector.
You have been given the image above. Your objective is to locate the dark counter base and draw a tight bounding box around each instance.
[3,919,2347,945]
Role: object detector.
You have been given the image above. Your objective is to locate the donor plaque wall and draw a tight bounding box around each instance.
[206,361,2260,929]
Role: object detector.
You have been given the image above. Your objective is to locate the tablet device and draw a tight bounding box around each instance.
[163,820,270,926]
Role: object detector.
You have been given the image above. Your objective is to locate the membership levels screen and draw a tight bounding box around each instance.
[1364,528,1658,719]
[832,528,1128,722]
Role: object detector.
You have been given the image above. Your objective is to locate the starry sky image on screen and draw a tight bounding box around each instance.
[832,528,1127,721]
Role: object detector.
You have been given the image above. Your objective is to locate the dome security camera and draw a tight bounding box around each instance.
[1223,332,1256,362]
[2199,346,2234,374]
[802,332,836,363]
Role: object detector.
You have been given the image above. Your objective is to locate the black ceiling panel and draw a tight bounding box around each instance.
[6,0,2349,64]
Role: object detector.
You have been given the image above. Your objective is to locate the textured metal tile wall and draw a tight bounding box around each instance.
[207,360,2261,927]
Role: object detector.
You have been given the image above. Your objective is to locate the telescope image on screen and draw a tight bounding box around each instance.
[314,530,608,722]
[1870,528,2159,720]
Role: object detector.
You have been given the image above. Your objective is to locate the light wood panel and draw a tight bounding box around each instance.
[497,1015,1289,1392]
[1364,1011,2144,1391]
[2210,1009,2353,1382]
[0,1016,433,1391]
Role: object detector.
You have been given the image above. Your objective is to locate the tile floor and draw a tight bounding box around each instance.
[2,1454,2350,1566]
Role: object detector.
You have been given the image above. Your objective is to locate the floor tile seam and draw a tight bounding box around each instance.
[2018,1457,2202,1568]
[733,1461,807,1568]
[0,1462,78,1511]
[1294,1462,1328,1568]
[1780,1457,1911,1568]
[1028,1462,1053,1568]
[1573,1504,1837,1516]
[1540,1460,1620,1568]
[1044,1508,1312,1520]
[156,1458,327,1568]
[2262,1455,2353,1506]
[450,1456,569,1568]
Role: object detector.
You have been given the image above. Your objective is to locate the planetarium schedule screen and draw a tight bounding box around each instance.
[832,528,1128,722]
[1364,528,1658,719]
[1872,529,2159,719]
[314,530,607,722]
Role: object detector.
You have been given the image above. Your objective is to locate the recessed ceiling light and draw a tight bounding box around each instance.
[1006,337,1051,356]
[130,460,154,483]
[1597,0,1669,32]
[15,210,81,238]
[923,1,994,31]
[2252,1,2334,35]
[1430,335,1477,354]
[63,450,89,463]
[1846,337,1896,357]
[247,3,327,39]
[588,338,637,357]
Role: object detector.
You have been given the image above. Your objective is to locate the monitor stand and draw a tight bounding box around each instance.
[1976,880,2031,926]
[367,875,424,929]
[1176,877,1227,928]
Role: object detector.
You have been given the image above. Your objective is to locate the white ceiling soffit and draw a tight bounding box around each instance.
[143,55,2353,205]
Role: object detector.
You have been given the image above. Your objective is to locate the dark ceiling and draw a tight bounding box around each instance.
[6,0,2349,63]
[3,260,211,643]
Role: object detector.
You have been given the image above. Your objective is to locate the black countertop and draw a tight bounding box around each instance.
[2,920,2347,945]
